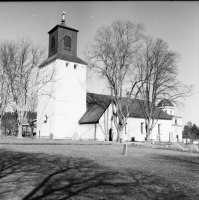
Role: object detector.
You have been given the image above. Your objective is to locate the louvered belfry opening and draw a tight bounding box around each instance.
[48,13,78,58]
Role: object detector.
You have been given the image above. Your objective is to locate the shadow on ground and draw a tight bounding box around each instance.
[0,149,196,200]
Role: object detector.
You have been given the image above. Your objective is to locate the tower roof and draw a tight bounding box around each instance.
[40,12,87,67]
[157,99,174,107]
[79,93,172,124]
[48,24,79,34]
[38,52,87,68]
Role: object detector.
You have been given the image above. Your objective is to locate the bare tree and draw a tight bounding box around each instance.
[136,36,194,141]
[85,19,145,141]
[0,64,10,138]
[0,37,46,138]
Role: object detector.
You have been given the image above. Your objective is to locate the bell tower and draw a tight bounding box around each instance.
[37,12,87,139]
[48,12,78,58]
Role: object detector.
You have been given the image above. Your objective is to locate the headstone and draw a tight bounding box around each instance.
[49,133,54,139]
[123,144,127,155]
[73,132,79,140]
[151,139,155,144]
[193,140,199,145]
[183,138,186,144]
[190,144,198,153]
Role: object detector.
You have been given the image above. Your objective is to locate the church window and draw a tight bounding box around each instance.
[64,36,71,51]
[175,119,177,125]
[158,124,161,135]
[51,36,55,51]
[141,123,144,134]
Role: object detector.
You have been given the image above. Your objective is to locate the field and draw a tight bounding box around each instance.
[0,138,199,200]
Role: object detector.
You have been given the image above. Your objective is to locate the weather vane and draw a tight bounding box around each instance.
[62,11,65,22]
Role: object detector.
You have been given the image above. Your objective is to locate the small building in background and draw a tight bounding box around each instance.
[157,99,183,142]
[79,93,174,142]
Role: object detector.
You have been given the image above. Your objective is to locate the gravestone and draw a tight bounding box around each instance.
[123,144,127,155]
[190,144,198,153]
[73,132,79,140]
[193,140,199,145]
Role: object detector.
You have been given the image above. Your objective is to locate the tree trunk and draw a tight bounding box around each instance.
[116,131,119,142]
[145,119,151,141]
[105,133,109,141]
[17,123,23,138]
[117,126,124,142]
[106,106,109,141]
[146,129,152,141]
[0,119,2,139]
[146,131,150,141]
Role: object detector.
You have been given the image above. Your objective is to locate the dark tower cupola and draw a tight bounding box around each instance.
[39,12,87,68]
[48,12,78,57]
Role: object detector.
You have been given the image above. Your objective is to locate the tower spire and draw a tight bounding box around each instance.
[61,11,66,26]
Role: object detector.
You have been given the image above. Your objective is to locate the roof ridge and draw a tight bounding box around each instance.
[39,52,87,68]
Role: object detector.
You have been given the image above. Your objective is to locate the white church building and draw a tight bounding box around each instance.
[37,14,183,143]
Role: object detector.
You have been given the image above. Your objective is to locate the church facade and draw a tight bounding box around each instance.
[37,14,183,143]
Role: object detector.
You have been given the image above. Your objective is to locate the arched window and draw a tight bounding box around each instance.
[64,36,71,51]
[141,123,144,134]
[51,36,55,51]
[158,124,161,135]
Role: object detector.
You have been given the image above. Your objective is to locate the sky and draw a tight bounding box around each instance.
[0,1,198,126]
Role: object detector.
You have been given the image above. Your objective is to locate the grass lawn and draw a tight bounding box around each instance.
[0,138,199,200]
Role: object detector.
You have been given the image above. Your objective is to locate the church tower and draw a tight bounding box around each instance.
[157,99,174,116]
[37,12,87,139]
[48,12,78,58]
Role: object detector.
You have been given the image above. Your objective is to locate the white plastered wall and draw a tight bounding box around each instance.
[79,124,95,140]
[97,104,112,141]
[37,59,86,139]
[171,116,183,142]
[126,118,172,142]
[79,104,116,141]
[171,125,183,142]
[162,105,174,116]
[79,103,173,142]
[91,104,173,142]
[37,61,57,138]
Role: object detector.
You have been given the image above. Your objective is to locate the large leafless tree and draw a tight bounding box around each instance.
[0,64,10,138]
[136,36,194,141]
[0,37,46,138]
[85,20,146,141]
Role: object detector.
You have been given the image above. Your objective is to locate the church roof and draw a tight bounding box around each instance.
[78,93,111,124]
[39,52,87,68]
[22,119,30,126]
[157,99,174,107]
[78,93,172,124]
[48,24,79,34]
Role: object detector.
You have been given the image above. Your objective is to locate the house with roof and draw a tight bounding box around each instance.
[37,13,183,143]
[157,99,183,142]
[78,93,182,142]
